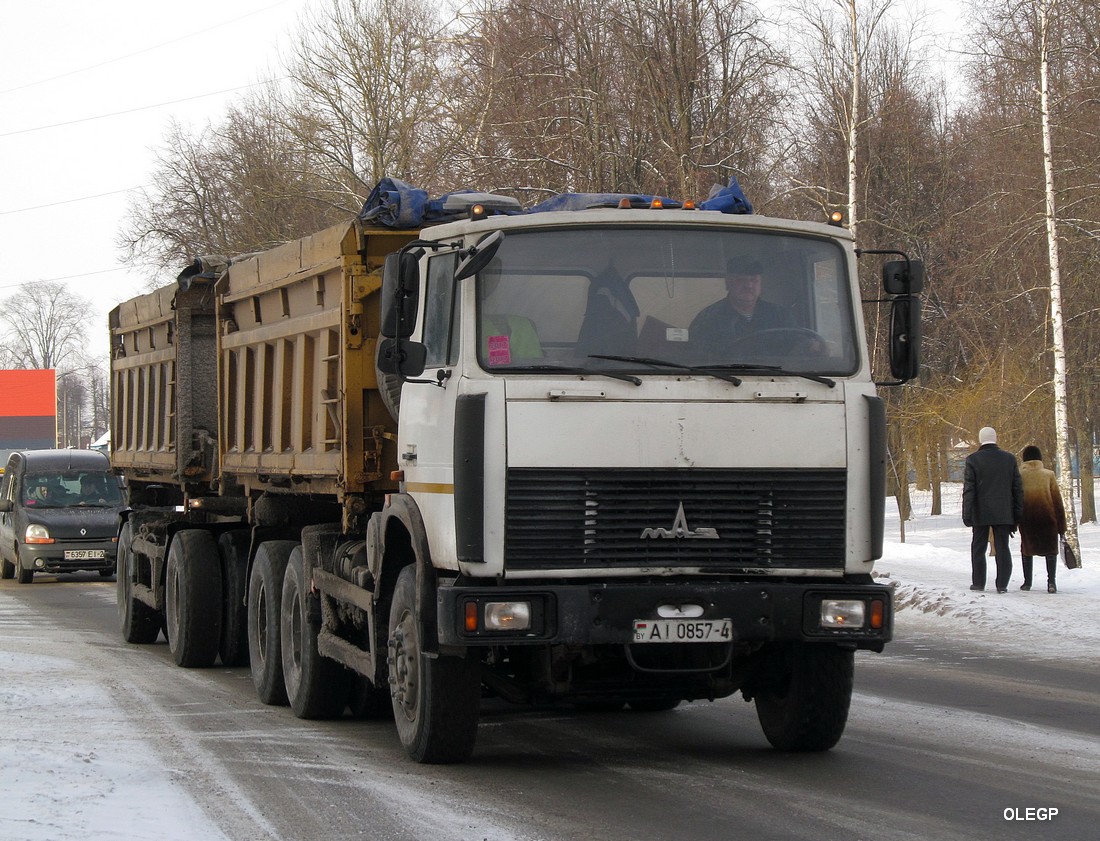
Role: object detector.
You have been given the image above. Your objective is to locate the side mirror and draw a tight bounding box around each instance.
[0,499,12,513]
[381,251,420,338]
[889,296,922,381]
[883,259,924,295]
[454,230,504,281]
[377,338,427,378]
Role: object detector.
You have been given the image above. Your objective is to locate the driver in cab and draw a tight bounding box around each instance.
[688,256,793,351]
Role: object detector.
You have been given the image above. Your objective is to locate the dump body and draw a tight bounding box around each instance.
[215,221,414,501]
[109,280,218,490]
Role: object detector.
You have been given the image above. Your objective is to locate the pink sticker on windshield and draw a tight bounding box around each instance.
[487,335,511,366]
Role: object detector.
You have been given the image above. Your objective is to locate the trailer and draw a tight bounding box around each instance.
[111,182,922,763]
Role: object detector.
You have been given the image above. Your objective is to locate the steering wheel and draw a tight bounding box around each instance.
[729,327,827,357]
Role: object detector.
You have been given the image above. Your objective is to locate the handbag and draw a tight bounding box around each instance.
[1061,537,1081,570]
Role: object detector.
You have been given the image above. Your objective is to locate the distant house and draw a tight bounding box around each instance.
[90,431,110,454]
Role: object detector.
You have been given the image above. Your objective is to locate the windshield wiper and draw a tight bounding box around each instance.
[509,364,642,386]
[704,363,836,387]
[588,355,743,386]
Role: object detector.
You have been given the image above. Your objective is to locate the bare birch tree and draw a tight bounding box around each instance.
[0,281,90,371]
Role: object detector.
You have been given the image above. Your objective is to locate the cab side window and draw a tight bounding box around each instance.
[422,253,459,367]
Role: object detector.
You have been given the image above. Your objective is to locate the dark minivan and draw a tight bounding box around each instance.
[0,449,126,583]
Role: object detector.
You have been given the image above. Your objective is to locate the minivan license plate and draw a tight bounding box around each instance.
[632,619,732,643]
[64,550,105,560]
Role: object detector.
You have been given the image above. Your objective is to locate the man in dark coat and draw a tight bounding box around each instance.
[962,426,1024,593]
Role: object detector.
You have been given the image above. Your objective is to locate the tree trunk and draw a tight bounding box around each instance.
[1038,0,1080,551]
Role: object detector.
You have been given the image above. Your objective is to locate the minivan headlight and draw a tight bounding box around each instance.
[25,524,54,544]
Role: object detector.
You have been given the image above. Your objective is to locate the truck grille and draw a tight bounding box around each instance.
[504,468,846,571]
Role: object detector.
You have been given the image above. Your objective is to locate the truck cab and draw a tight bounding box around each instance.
[373,199,921,760]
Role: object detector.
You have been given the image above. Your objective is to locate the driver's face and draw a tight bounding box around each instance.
[726,273,762,314]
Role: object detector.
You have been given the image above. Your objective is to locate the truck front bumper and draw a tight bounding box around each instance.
[437,580,892,650]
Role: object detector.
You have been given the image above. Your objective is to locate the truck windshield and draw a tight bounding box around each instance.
[475,226,859,376]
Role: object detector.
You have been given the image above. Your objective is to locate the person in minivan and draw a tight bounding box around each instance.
[80,474,110,503]
[26,477,65,506]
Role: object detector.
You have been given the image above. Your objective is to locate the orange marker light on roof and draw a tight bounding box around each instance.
[618,198,632,209]
[650,198,664,209]
[683,200,696,210]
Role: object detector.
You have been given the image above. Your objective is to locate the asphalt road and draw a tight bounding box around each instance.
[3,574,1097,841]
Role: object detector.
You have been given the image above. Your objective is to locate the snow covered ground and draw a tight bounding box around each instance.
[1,483,1096,840]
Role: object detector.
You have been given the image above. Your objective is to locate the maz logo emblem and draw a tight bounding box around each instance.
[640,502,719,539]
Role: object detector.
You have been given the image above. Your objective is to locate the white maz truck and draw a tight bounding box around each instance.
[110,183,922,763]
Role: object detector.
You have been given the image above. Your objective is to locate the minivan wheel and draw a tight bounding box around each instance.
[15,557,33,584]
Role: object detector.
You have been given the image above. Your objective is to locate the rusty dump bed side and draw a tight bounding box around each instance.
[108,279,219,487]
[216,220,417,499]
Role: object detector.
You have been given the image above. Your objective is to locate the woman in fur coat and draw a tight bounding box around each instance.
[1018,445,1067,593]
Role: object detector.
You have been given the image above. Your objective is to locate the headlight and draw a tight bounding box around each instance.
[484,601,532,631]
[820,599,865,628]
[25,524,54,544]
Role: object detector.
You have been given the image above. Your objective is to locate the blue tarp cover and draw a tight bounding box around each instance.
[358,176,752,228]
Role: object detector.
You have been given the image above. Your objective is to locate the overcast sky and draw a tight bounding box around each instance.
[0,0,319,362]
[1,0,962,368]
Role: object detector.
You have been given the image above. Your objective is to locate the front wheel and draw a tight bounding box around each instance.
[15,554,32,584]
[388,565,480,763]
[165,529,222,667]
[1,551,15,580]
[754,643,853,752]
[281,546,350,719]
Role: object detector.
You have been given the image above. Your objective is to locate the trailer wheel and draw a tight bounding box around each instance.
[281,545,350,719]
[117,522,160,644]
[165,529,223,668]
[217,530,251,666]
[388,565,480,763]
[754,643,853,752]
[247,540,296,706]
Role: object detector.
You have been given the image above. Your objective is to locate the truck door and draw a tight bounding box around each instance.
[399,252,465,569]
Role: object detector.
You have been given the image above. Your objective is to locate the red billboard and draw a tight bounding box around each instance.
[0,369,57,453]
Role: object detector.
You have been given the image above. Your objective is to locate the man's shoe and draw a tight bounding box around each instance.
[1048,584,1057,593]
[969,585,984,591]
[1020,583,1031,591]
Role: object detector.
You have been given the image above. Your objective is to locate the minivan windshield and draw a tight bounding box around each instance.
[475,226,859,377]
[22,471,123,509]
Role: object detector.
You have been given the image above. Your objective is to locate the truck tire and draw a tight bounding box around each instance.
[117,522,160,644]
[281,545,350,719]
[754,643,853,752]
[165,529,223,668]
[387,565,481,763]
[248,540,296,706]
[217,530,251,666]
